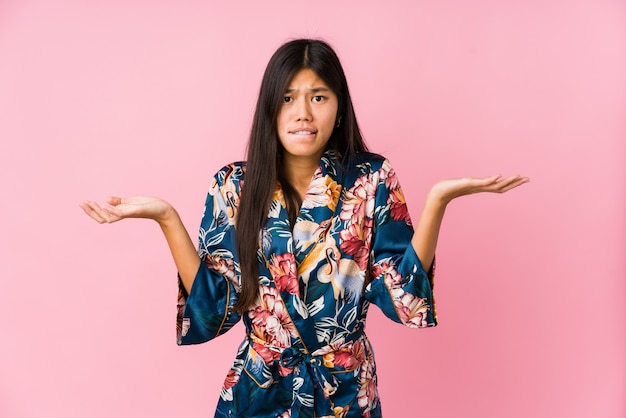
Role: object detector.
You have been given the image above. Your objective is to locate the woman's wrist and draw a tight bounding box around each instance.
[425,186,452,210]
[155,204,179,228]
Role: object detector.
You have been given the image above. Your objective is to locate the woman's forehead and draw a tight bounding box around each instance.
[285,69,332,92]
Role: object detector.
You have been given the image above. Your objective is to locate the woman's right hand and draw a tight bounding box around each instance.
[80,196,200,292]
[79,196,175,225]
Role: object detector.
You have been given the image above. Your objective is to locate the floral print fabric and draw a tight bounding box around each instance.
[177,151,437,418]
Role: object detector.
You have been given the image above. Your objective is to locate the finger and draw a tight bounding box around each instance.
[80,201,109,224]
[79,202,101,223]
[93,203,118,223]
[466,175,518,194]
[88,201,123,223]
[496,176,530,193]
[483,175,525,193]
[473,175,502,187]
[491,174,522,188]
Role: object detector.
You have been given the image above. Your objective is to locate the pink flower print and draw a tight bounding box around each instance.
[339,218,373,270]
[205,255,239,289]
[370,260,402,290]
[176,291,187,340]
[312,338,365,371]
[332,339,365,371]
[356,355,379,417]
[394,293,430,328]
[251,341,280,364]
[379,160,400,190]
[249,339,293,377]
[248,286,295,349]
[270,253,299,295]
[340,173,376,223]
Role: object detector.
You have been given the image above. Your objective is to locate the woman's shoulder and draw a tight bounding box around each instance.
[347,151,390,171]
[355,151,387,163]
[210,161,247,187]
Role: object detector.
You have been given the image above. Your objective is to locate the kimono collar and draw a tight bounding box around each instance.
[255,150,352,416]
[258,150,344,342]
[261,149,343,262]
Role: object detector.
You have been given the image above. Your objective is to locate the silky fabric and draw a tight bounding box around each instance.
[177,150,437,418]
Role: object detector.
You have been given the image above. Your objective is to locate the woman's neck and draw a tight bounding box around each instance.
[282,154,321,200]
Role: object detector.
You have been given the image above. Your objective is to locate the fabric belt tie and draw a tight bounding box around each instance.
[279,346,338,418]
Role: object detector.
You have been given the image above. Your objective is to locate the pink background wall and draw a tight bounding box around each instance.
[1,1,624,417]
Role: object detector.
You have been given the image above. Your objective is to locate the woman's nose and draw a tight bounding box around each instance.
[294,99,312,121]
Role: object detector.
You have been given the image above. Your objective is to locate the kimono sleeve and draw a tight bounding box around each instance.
[177,165,243,345]
[364,159,437,328]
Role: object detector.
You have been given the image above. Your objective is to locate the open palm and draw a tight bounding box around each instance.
[80,196,174,224]
[430,174,530,204]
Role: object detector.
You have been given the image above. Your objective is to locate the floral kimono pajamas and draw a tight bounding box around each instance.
[177,151,437,418]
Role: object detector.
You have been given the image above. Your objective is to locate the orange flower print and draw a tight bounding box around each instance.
[303,170,342,211]
[223,365,241,390]
[388,188,412,226]
[333,405,350,418]
[273,183,286,208]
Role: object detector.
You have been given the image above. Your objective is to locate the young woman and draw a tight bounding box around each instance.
[81,39,528,418]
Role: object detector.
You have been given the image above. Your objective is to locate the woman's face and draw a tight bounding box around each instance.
[276,68,339,166]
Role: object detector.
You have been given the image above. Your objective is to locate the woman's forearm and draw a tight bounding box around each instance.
[157,209,200,294]
[411,192,447,273]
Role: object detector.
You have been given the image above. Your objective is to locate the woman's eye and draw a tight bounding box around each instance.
[282,96,292,103]
[313,96,325,102]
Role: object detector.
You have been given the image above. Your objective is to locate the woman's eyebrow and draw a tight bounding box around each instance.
[284,87,331,94]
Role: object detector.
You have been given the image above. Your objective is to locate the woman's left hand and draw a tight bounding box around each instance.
[412,174,529,271]
[429,174,530,205]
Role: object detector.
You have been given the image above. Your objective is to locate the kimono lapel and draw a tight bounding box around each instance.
[257,151,348,416]
[293,151,343,266]
[259,150,343,352]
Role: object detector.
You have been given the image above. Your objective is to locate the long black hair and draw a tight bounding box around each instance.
[234,39,368,312]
